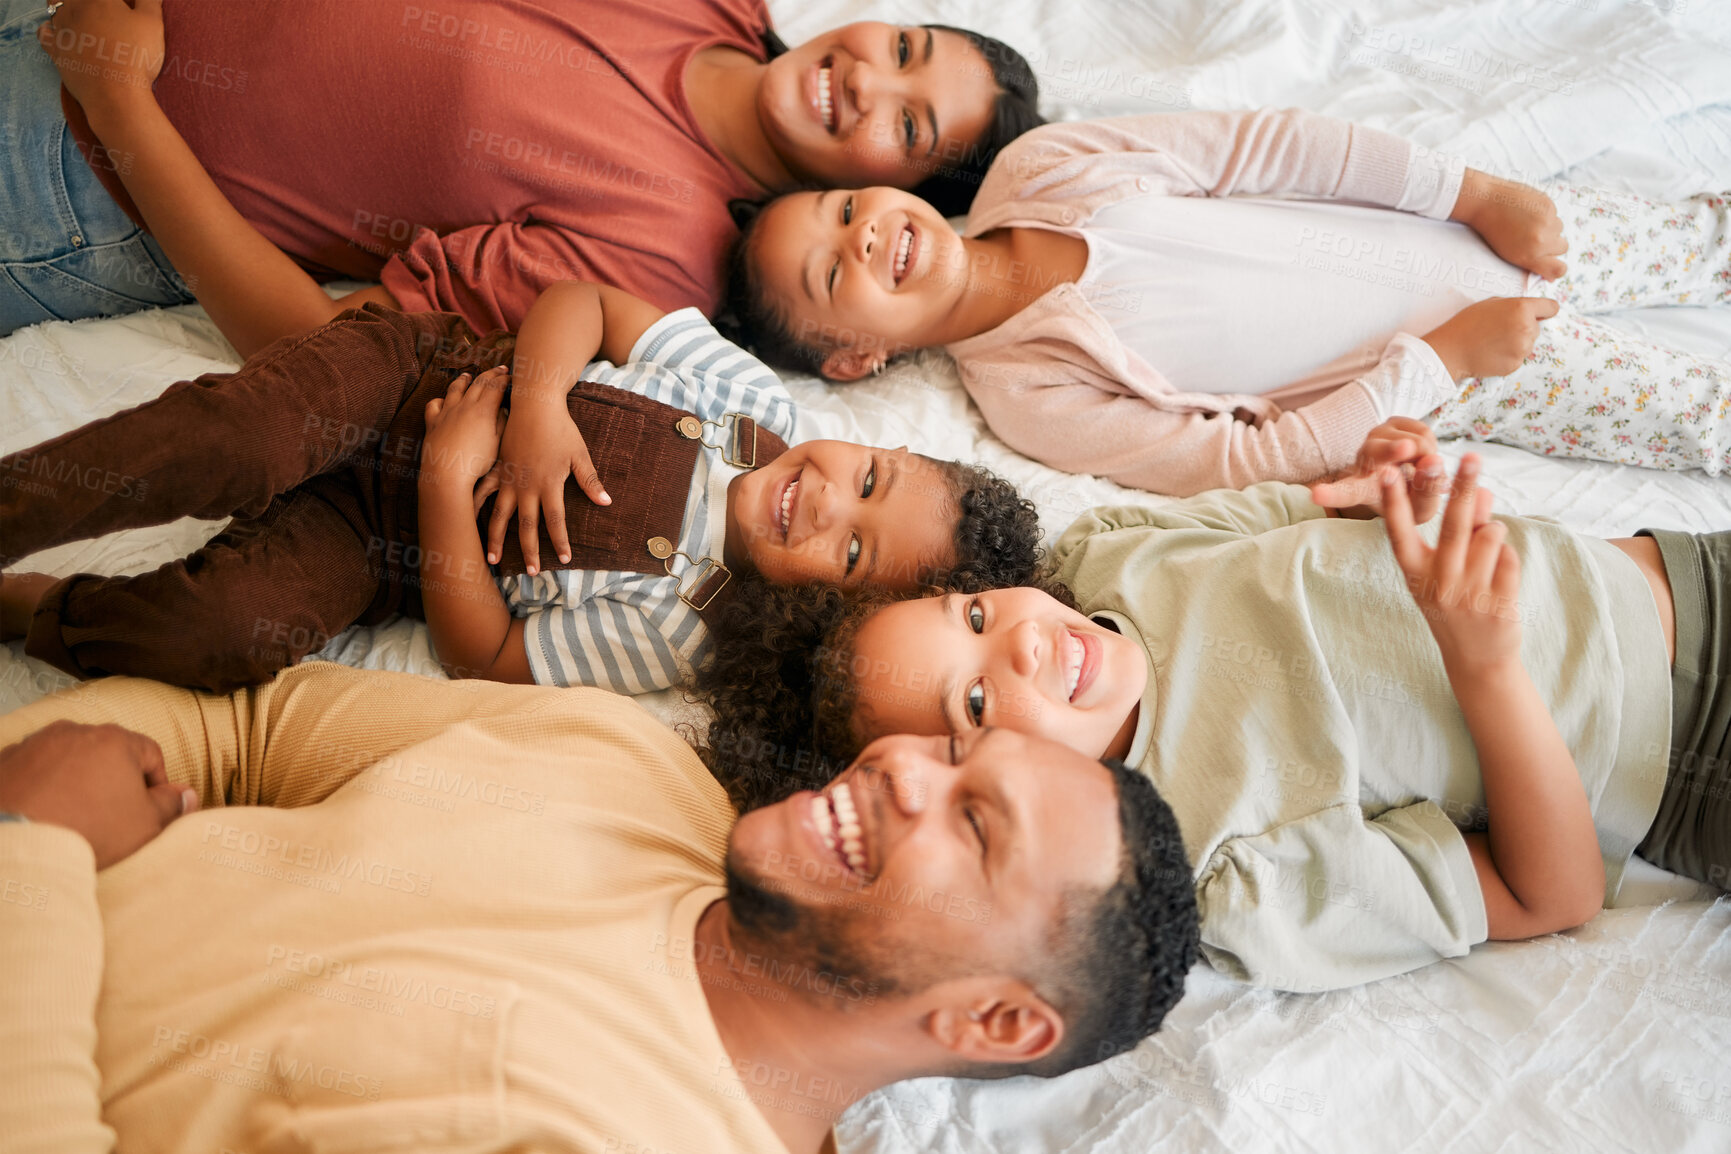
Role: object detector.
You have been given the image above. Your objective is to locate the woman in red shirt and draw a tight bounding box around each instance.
[4,0,1039,355]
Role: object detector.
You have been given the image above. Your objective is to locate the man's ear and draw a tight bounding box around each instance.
[923,977,1063,1067]
[822,347,884,381]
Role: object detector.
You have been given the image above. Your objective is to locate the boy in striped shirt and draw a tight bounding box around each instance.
[1,284,1038,695]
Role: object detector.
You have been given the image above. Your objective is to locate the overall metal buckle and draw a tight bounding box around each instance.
[680,413,759,469]
[646,537,732,611]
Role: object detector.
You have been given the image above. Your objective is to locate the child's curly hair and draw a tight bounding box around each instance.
[697,570,1077,813]
[696,454,1041,809]
[924,456,1042,592]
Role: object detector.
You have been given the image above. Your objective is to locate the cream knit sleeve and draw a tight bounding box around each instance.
[0,824,113,1154]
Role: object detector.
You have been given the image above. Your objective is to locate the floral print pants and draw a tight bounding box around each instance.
[1429,185,1730,474]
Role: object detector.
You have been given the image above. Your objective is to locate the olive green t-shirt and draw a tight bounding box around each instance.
[1054,483,1671,991]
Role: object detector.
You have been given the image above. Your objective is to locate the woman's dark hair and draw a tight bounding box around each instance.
[913,25,1043,216]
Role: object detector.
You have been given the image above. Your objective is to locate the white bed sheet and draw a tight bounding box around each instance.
[3,0,1730,1149]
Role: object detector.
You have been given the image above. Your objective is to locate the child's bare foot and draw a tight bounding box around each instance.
[0,573,58,641]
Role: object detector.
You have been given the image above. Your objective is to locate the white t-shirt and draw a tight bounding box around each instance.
[1078,194,1530,396]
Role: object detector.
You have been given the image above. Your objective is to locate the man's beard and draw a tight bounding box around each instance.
[722,847,920,1005]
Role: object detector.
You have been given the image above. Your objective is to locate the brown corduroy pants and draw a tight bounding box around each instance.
[2,305,498,692]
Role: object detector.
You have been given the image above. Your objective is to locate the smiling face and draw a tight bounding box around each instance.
[759,23,997,191]
[725,727,1123,997]
[725,440,956,591]
[849,588,1147,760]
[749,187,967,378]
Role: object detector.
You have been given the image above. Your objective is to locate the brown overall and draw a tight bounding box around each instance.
[0,305,783,692]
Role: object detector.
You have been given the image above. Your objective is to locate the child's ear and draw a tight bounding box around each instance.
[822,348,884,381]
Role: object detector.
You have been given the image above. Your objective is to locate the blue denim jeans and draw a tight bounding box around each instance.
[0,0,192,336]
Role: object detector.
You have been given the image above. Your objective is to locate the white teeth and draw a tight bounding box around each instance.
[779,479,798,536]
[818,66,835,130]
[829,784,867,873]
[1065,631,1083,701]
[812,794,834,841]
[893,227,913,279]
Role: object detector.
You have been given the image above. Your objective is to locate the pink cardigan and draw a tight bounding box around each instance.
[949,109,1464,496]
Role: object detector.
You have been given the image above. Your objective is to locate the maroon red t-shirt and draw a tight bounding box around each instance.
[66,0,772,329]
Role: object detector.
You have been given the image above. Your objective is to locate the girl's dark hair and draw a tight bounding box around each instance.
[914,25,1044,216]
[698,458,1044,810]
[719,196,828,377]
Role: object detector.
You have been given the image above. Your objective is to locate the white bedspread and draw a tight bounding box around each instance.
[3,0,1730,1149]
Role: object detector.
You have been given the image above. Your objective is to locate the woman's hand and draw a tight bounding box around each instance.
[1309,416,1449,522]
[1383,454,1523,676]
[421,369,508,493]
[1422,296,1558,381]
[484,406,609,577]
[1451,170,1568,281]
[37,0,165,121]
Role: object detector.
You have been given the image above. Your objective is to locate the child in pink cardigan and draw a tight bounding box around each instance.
[725,108,1730,495]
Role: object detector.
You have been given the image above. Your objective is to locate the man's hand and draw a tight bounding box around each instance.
[1310,416,1450,522]
[1421,296,1559,381]
[37,0,165,121]
[1451,170,1568,281]
[1383,454,1523,677]
[420,368,509,494]
[485,405,609,576]
[0,720,196,869]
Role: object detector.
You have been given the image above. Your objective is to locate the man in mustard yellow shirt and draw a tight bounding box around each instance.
[0,663,1197,1154]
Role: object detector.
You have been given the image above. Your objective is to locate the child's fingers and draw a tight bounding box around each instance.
[485,487,518,567]
[517,494,543,576]
[1529,297,1560,321]
[541,481,571,568]
[1434,456,1482,577]
[1407,455,1449,524]
[471,468,502,516]
[444,372,472,405]
[1463,519,1507,596]
[1473,485,1495,527]
[424,397,444,425]
[570,439,610,511]
[1491,541,1523,605]
[1379,467,1430,578]
[468,367,510,414]
[1308,474,1379,511]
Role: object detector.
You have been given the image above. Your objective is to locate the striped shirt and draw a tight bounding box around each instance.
[498,309,798,693]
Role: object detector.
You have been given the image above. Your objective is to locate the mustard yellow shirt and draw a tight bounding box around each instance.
[0,664,790,1154]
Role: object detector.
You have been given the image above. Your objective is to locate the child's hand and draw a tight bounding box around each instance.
[1383,454,1523,675]
[1422,296,1559,381]
[1309,417,1449,522]
[38,0,165,120]
[484,406,609,576]
[420,369,508,491]
[1452,170,1568,281]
